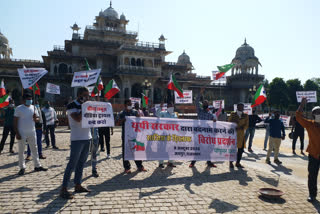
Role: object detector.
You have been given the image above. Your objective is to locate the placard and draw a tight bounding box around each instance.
[71,69,101,87]
[130,97,141,107]
[17,68,48,89]
[233,103,252,115]
[296,91,317,103]
[46,83,60,95]
[81,101,114,128]
[175,90,192,104]
[213,100,225,109]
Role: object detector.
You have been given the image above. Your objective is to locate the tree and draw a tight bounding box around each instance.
[286,79,303,110]
[269,77,288,111]
[304,79,320,108]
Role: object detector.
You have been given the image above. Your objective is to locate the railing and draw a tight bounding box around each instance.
[0,58,43,63]
[86,25,138,36]
[53,45,65,51]
[117,65,161,76]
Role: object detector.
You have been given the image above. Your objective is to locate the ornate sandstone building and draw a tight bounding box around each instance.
[0,2,264,110]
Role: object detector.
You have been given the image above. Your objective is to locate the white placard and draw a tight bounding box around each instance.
[257,113,291,128]
[213,100,225,109]
[46,83,60,95]
[81,101,114,128]
[71,69,101,87]
[296,91,317,103]
[130,97,141,107]
[175,90,192,104]
[17,68,48,89]
[155,104,167,112]
[124,116,237,161]
[233,103,252,115]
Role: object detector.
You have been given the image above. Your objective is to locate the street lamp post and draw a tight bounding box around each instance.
[143,79,152,98]
[249,85,257,104]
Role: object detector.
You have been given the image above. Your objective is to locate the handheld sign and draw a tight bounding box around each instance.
[174,90,192,104]
[296,91,317,103]
[233,103,252,115]
[81,101,114,128]
[130,97,141,107]
[17,68,48,89]
[46,83,60,95]
[213,100,225,109]
[71,69,101,87]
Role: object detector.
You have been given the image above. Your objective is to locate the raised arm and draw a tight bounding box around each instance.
[296,97,313,128]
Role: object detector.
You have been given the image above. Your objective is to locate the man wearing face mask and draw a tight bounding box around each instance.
[42,101,59,149]
[116,99,147,174]
[228,103,249,168]
[265,110,285,165]
[189,88,217,168]
[60,87,91,199]
[296,97,320,202]
[155,102,177,168]
[14,89,47,175]
[0,99,16,154]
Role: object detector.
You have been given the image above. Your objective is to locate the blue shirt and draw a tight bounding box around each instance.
[265,117,285,138]
[196,94,217,121]
[155,109,177,118]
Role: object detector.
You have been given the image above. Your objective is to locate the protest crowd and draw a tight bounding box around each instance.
[0,64,320,204]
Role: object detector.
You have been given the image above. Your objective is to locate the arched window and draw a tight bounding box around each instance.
[58,63,68,74]
[136,59,142,66]
[69,66,72,73]
[131,58,136,66]
[142,59,145,67]
[124,57,130,65]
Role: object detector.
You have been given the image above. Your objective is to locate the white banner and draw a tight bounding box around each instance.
[81,101,114,128]
[71,69,101,87]
[130,97,141,107]
[174,90,193,104]
[213,100,225,109]
[155,104,167,112]
[46,83,60,95]
[124,117,237,161]
[257,113,291,127]
[17,68,48,89]
[212,71,226,81]
[233,103,252,115]
[296,91,317,103]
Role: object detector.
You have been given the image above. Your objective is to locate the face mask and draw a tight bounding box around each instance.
[271,114,275,119]
[237,110,242,117]
[127,106,132,110]
[35,104,40,108]
[26,100,33,106]
[315,115,320,123]
[167,107,174,114]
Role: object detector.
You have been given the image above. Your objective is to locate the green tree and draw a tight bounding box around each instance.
[269,77,288,112]
[286,79,303,110]
[304,79,320,108]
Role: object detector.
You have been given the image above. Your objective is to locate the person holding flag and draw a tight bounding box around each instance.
[91,76,103,97]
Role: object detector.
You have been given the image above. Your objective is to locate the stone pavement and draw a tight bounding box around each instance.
[0,127,320,214]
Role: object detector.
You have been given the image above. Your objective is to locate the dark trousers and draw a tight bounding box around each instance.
[245,127,256,149]
[0,125,15,152]
[99,127,110,154]
[292,131,304,151]
[191,161,212,165]
[308,155,320,198]
[230,143,245,164]
[45,125,56,147]
[27,129,43,156]
[122,137,143,170]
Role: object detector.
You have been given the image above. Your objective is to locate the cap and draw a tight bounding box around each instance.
[312,106,320,112]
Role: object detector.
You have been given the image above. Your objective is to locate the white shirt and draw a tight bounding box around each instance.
[14,104,39,136]
[67,100,92,141]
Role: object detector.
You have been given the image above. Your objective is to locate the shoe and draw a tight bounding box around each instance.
[60,189,73,199]
[34,167,48,172]
[307,196,316,202]
[229,162,234,168]
[106,154,111,159]
[138,167,147,172]
[167,163,176,167]
[9,150,14,154]
[92,170,99,178]
[159,164,164,168]
[266,160,271,164]
[235,163,244,168]
[248,148,253,153]
[39,155,46,159]
[124,169,131,174]
[274,159,282,165]
[263,148,267,151]
[18,168,25,175]
[101,148,105,152]
[75,185,90,193]
[25,156,31,161]
[189,163,194,168]
[45,145,49,149]
[293,151,296,155]
[52,146,59,150]
[207,163,217,168]
[301,151,305,155]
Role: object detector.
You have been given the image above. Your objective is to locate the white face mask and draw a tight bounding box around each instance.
[237,110,242,117]
[127,106,132,110]
[315,115,320,123]
[167,107,174,114]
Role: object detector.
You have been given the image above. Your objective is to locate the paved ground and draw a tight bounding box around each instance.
[0,127,319,214]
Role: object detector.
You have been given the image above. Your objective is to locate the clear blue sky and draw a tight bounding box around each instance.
[1,0,319,84]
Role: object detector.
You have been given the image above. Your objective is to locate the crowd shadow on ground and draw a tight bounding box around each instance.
[209,199,239,213]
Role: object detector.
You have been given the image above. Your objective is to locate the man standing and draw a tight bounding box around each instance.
[42,101,59,149]
[116,99,147,174]
[60,87,91,199]
[134,102,144,117]
[218,109,227,122]
[296,97,320,202]
[228,103,249,168]
[291,115,305,155]
[13,90,47,175]
[98,126,113,158]
[155,102,177,168]
[244,110,262,152]
[189,88,217,168]
[0,99,16,154]
[265,111,285,165]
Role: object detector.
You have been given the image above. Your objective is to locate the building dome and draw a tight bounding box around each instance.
[177,50,192,65]
[0,32,9,45]
[101,4,119,19]
[235,39,255,59]
[120,13,126,20]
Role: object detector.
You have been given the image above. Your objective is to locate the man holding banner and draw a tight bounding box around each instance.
[189,88,217,168]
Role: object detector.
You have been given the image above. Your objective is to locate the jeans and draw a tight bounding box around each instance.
[266,137,281,161]
[27,129,43,156]
[292,131,304,151]
[91,138,99,171]
[45,125,56,147]
[308,155,320,198]
[0,125,16,152]
[122,137,143,170]
[245,127,256,149]
[18,133,41,169]
[62,140,90,187]
[99,127,110,154]
[264,125,270,149]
